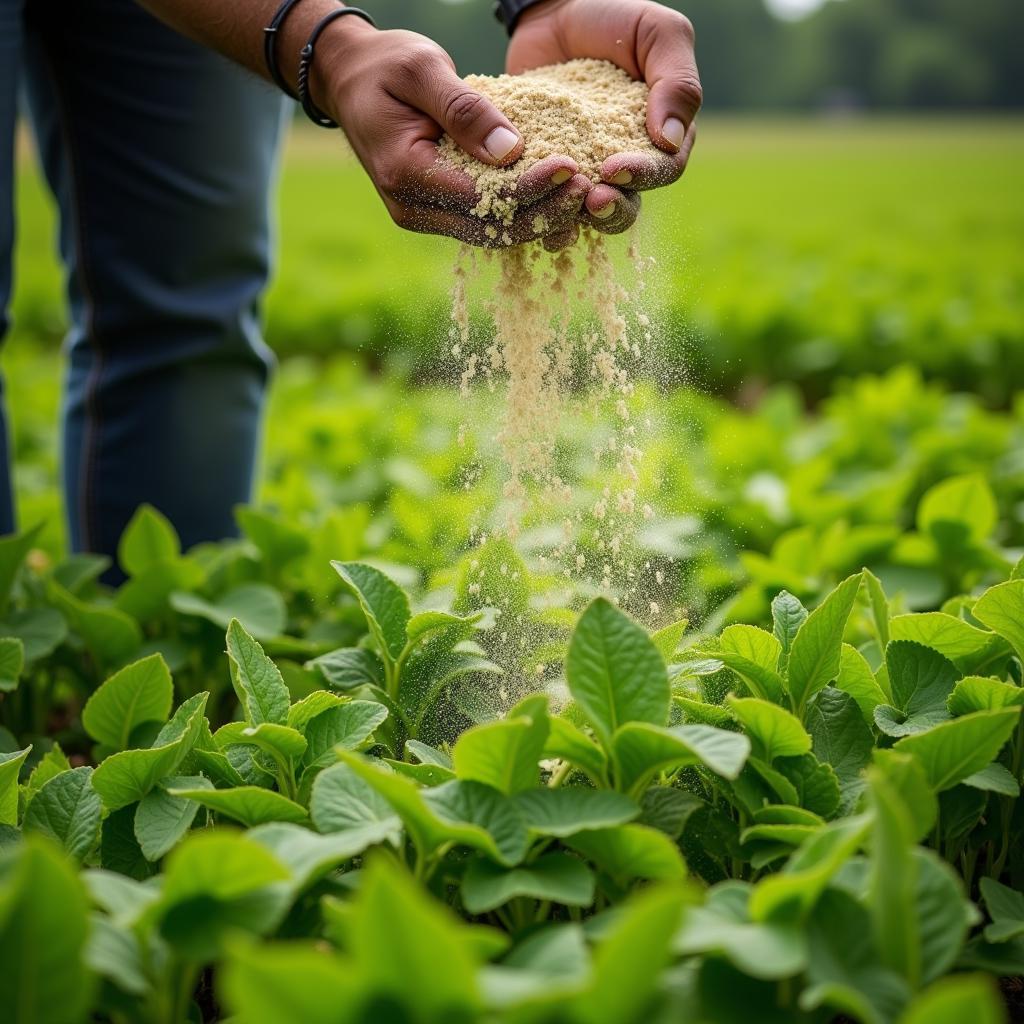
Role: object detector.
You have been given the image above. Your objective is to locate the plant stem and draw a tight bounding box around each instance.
[547,760,573,789]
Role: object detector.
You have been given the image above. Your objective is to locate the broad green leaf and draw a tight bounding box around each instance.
[863,569,891,649]
[867,766,920,987]
[100,806,152,881]
[406,739,453,768]
[889,612,1001,668]
[91,692,208,810]
[917,473,997,544]
[172,582,287,640]
[0,607,66,663]
[0,523,43,616]
[721,624,782,672]
[0,637,23,693]
[168,785,307,827]
[771,590,808,673]
[674,694,734,727]
[332,561,410,662]
[963,761,1019,796]
[226,619,290,727]
[85,914,148,998]
[776,752,842,818]
[453,695,549,795]
[787,572,862,716]
[899,975,1004,1024]
[712,650,787,704]
[566,597,669,744]
[235,506,310,568]
[874,641,958,737]
[612,722,750,794]
[405,609,478,648]
[913,849,973,984]
[894,707,1022,791]
[513,788,639,837]
[727,695,811,762]
[285,690,347,731]
[309,763,402,844]
[741,822,818,849]
[0,746,31,825]
[301,701,389,771]
[568,884,687,1024]
[306,647,385,691]
[48,581,141,667]
[133,775,212,861]
[564,823,686,881]
[23,766,102,862]
[223,942,362,1024]
[22,744,71,811]
[542,716,608,783]
[750,813,872,921]
[0,837,94,1023]
[480,924,589,1007]
[216,721,308,763]
[674,881,807,980]
[973,580,1024,662]
[871,750,937,842]
[248,821,384,891]
[806,687,873,814]
[81,653,174,751]
[650,618,688,660]
[118,504,179,576]
[948,676,1024,716]
[154,830,291,961]
[462,853,595,913]
[981,878,1024,943]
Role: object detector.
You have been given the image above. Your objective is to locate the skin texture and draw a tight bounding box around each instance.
[136,0,701,249]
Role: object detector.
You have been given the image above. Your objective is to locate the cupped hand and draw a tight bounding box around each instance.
[508,0,702,245]
[316,19,589,247]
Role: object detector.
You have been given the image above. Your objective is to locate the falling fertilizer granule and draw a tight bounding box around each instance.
[442,60,669,614]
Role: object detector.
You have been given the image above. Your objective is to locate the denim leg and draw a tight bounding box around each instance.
[0,0,23,535]
[22,0,286,572]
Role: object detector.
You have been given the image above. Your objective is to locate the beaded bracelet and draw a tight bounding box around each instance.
[297,7,377,128]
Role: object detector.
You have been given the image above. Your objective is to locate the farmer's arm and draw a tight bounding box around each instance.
[135,0,589,245]
[505,0,701,239]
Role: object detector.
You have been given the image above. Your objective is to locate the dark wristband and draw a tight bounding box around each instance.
[493,0,547,35]
[297,7,377,128]
[263,0,309,100]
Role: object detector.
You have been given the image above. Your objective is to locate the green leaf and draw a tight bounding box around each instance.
[981,878,1024,943]
[874,641,958,737]
[118,504,180,576]
[963,761,1019,796]
[650,618,688,660]
[894,707,1022,791]
[22,766,102,862]
[0,746,31,826]
[674,881,807,980]
[0,523,43,617]
[973,580,1024,663]
[0,607,66,662]
[309,762,402,844]
[889,612,1001,669]
[564,823,686,881]
[301,701,389,771]
[226,618,290,727]
[0,837,94,1023]
[168,785,307,827]
[85,914,149,998]
[948,676,1024,716]
[248,821,383,891]
[453,695,549,795]
[0,638,23,693]
[48,581,141,667]
[727,695,811,762]
[721,624,782,672]
[918,473,997,544]
[405,609,479,648]
[285,690,346,732]
[787,572,862,717]
[542,716,608,783]
[776,753,842,818]
[513,788,639,837]
[235,506,310,568]
[82,653,174,751]
[771,590,808,673]
[806,687,874,814]
[871,750,937,842]
[307,647,385,692]
[133,775,212,861]
[332,561,410,662]
[913,849,974,984]
[462,853,594,913]
[223,942,361,1024]
[566,597,669,744]
[91,692,209,810]
[172,582,286,640]
[863,569,891,649]
[612,722,750,794]
[216,721,308,764]
[899,975,1004,1024]
[22,744,71,811]
[712,650,787,704]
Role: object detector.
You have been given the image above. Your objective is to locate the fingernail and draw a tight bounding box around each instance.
[485,126,520,161]
[662,117,686,152]
[551,169,572,185]
[610,170,633,186]
[593,201,617,220]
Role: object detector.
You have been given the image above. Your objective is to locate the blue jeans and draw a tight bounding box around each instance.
[0,0,285,573]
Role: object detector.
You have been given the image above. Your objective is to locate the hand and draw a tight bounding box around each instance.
[314,18,591,247]
[508,0,702,244]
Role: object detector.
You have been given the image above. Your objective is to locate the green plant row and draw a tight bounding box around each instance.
[1,513,1024,1022]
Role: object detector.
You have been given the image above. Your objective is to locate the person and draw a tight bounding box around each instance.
[0,0,700,578]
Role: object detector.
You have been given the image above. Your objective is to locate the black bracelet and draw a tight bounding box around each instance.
[263,0,310,100]
[493,0,546,36]
[298,7,376,128]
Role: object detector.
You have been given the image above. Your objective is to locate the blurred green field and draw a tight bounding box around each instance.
[11,116,1024,402]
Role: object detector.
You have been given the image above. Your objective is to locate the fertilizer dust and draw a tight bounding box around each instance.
[439,60,679,656]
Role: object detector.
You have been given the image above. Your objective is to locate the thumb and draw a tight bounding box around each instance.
[415,61,524,166]
[640,12,703,154]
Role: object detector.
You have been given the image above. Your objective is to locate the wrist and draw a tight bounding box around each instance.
[309,14,377,122]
